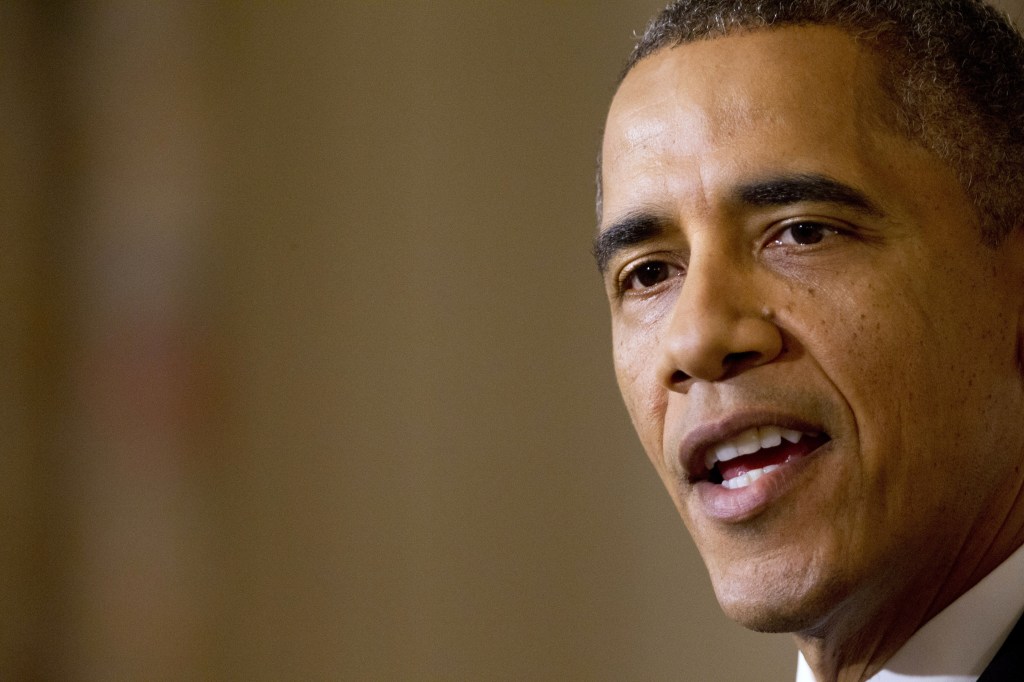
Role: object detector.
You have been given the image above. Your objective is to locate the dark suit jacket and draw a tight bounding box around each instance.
[979,613,1024,681]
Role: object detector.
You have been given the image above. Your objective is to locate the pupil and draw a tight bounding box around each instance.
[792,223,824,244]
[637,262,667,287]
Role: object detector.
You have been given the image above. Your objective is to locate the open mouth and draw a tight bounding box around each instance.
[703,425,830,489]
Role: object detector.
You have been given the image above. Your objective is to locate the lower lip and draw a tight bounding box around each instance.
[690,442,831,523]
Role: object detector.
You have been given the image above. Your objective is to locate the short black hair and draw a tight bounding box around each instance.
[601,0,1024,246]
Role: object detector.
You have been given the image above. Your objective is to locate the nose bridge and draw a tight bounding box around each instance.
[659,242,781,386]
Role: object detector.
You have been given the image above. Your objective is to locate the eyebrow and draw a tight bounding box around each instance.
[592,173,882,274]
[737,173,882,216]
[592,212,669,274]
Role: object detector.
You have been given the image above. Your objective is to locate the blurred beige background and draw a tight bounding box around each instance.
[4,1,1023,680]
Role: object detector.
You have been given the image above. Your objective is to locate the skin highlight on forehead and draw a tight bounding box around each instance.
[599,26,898,229]
[596,25,903,231]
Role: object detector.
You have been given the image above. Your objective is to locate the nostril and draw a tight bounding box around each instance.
[659,305,785,386]
[723,350,764,375]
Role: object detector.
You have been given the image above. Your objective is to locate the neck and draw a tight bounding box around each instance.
[794,495,1024,682]
[793,581,927,682]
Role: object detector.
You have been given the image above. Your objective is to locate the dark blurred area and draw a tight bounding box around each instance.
[4,1,1019,679]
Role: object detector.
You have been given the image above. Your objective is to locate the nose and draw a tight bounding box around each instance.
[658,252,783,389]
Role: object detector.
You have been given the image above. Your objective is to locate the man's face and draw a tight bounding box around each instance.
[599,26,1024,634]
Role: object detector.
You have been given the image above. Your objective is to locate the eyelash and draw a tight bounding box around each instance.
[768,219,843,247]
[616,258,683,296]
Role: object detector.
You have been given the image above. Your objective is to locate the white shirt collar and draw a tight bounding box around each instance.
[795,542,1024,682]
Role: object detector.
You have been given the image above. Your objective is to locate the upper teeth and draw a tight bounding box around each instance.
[704,425,805,470]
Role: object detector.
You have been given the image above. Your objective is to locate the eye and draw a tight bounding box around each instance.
[772,221,837,246]
[620,260,681,292]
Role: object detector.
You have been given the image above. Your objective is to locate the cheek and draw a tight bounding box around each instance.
[612,320,668,457]
[806,272,931,390]
[810,266,1019,505]
[778,276,935,520]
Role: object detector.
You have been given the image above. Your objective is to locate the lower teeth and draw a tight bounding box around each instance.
[721,464,781,490]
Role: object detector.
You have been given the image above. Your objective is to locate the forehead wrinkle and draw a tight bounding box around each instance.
[603,107,724,229]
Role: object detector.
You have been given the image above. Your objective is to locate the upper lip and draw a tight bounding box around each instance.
[677,411,827,481]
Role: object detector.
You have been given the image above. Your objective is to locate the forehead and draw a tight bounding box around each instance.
[600,26,896,225]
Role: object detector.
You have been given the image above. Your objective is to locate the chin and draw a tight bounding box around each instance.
[709,565,850,635]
